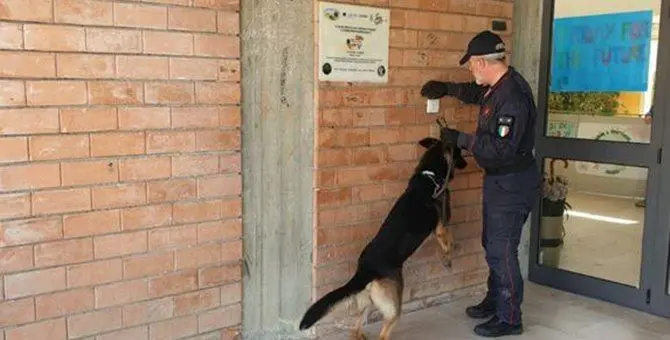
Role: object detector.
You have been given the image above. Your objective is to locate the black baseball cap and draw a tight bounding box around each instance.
[459,30,506,65]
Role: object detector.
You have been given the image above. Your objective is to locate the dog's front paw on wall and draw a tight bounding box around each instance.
[351,331,368,340]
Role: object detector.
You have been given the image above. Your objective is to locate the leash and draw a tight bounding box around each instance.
[421,117,454,225]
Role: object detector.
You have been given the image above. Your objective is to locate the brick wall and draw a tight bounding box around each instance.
[314,0,514,333]
[0,1,242,339]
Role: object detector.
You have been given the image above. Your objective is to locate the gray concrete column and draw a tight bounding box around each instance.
[240,0,315,338]
[511,0,545,280]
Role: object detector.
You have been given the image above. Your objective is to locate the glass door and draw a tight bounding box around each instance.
[529,0,670,317]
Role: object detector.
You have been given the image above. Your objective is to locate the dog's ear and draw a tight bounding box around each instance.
[419,137,441,149]
[453,147,468,169]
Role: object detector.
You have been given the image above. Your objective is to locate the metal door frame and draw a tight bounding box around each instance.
[528,0,670,318]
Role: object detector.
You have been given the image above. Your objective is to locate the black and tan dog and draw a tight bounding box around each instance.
[299,136,468,339]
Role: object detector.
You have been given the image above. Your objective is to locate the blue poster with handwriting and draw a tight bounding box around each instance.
[550,11,653,92]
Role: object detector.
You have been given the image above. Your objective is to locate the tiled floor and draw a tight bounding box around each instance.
[326,282,670,339]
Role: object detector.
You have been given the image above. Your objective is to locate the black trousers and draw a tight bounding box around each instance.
[481,163,540,325]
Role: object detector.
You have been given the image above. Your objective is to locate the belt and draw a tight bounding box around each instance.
[484,153,536,175]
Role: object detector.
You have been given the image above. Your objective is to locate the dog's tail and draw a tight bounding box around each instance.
[299,271,372,330]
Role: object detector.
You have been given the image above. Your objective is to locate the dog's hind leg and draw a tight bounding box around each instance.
[370,272,403,340]
[351,288,372,340]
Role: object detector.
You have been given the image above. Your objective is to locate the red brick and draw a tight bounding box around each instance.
[55,0,113,25]
[0,52,55,78]
[168,7,217,32]
[217,11,239,34]
[0,0,52,22]
[118,107,171,130]
[26,81,86,106]
[198,219,241,244]
[0,193,31,219]
[90,132,145,157]
[148,225,197,250]
[0,245,33,274]
[198,304,241,333]
[148,179,197,203]
[221,240,241,263]
[146,131,196,153]
[60,107,117,133]
[0,218,61,249]
[195,82,241,104]
[198,263,240,288]
[5,318,67,340]
[197,175,241,198]
[24,24,85,52]
[123,251,174,279]
[144,0,190,4]
[219,106,241,127]
[143,31,194,55]
[149,315,198,340]
[0,81,25,107]
[172,154,220,177]
[119,157,171,181]
[34,238,93,267]
[170,58,219,81]
[117,56,169,80]
[194,34,239,57]
[94,231,148,259]
[195,0,239,10]
[95,279,148,308]
[221,198,241,218]
[220,281,241,306]
[88,81,144,105]
[61,159,119,186]
[29,135,88,161]
[32,188,91,215]
[67,259,122,288]
[67,308,123,339]
[57,53,115,79]
[317,188,351,207]
[114,2,168,29]
[86,28,142,53]
[98,326,149,340]
[174,200,222,223]
[145,82,195,105]
[352,146,386,165]
[0,22,23,49]
[121,204,173,231]
[149,270,198,298]
[0,137,28,164]
[171,107,220,128]
[174,288,220,316]
[175,243,222,270]
[35,288,94,319]
[122,298,174,327]
[0,108,59,136]
[5,267,66,299]
[0,297,35,327]
[196,130,240,151]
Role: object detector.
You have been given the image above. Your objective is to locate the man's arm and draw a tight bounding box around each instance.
[420,80,487,105]
[456,99,529,166]
[451,81,488,105]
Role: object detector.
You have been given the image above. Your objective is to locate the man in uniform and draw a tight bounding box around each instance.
[420,30,540,337]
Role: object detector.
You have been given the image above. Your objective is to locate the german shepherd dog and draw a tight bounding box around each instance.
[299,135,468,339]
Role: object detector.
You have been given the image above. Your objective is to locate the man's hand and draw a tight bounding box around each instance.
[440,127,461,147]
[421,80,457,99]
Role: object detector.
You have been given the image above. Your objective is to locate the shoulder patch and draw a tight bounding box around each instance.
[496,115,514,138]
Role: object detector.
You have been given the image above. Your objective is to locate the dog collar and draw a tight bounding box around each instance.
[421,171,447,199]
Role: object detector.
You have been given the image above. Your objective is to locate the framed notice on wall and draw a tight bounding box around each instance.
[318,1,390,83]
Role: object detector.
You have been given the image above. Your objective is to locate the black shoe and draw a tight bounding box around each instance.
[465,298,496,319]
[474,316,523,338]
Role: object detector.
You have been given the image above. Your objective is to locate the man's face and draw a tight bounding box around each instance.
[468,58,485,85]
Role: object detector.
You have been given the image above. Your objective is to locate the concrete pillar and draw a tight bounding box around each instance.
[240,0,315,338]
[511,0,545,280]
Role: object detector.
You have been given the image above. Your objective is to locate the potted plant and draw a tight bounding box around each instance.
[539,159,571,267]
